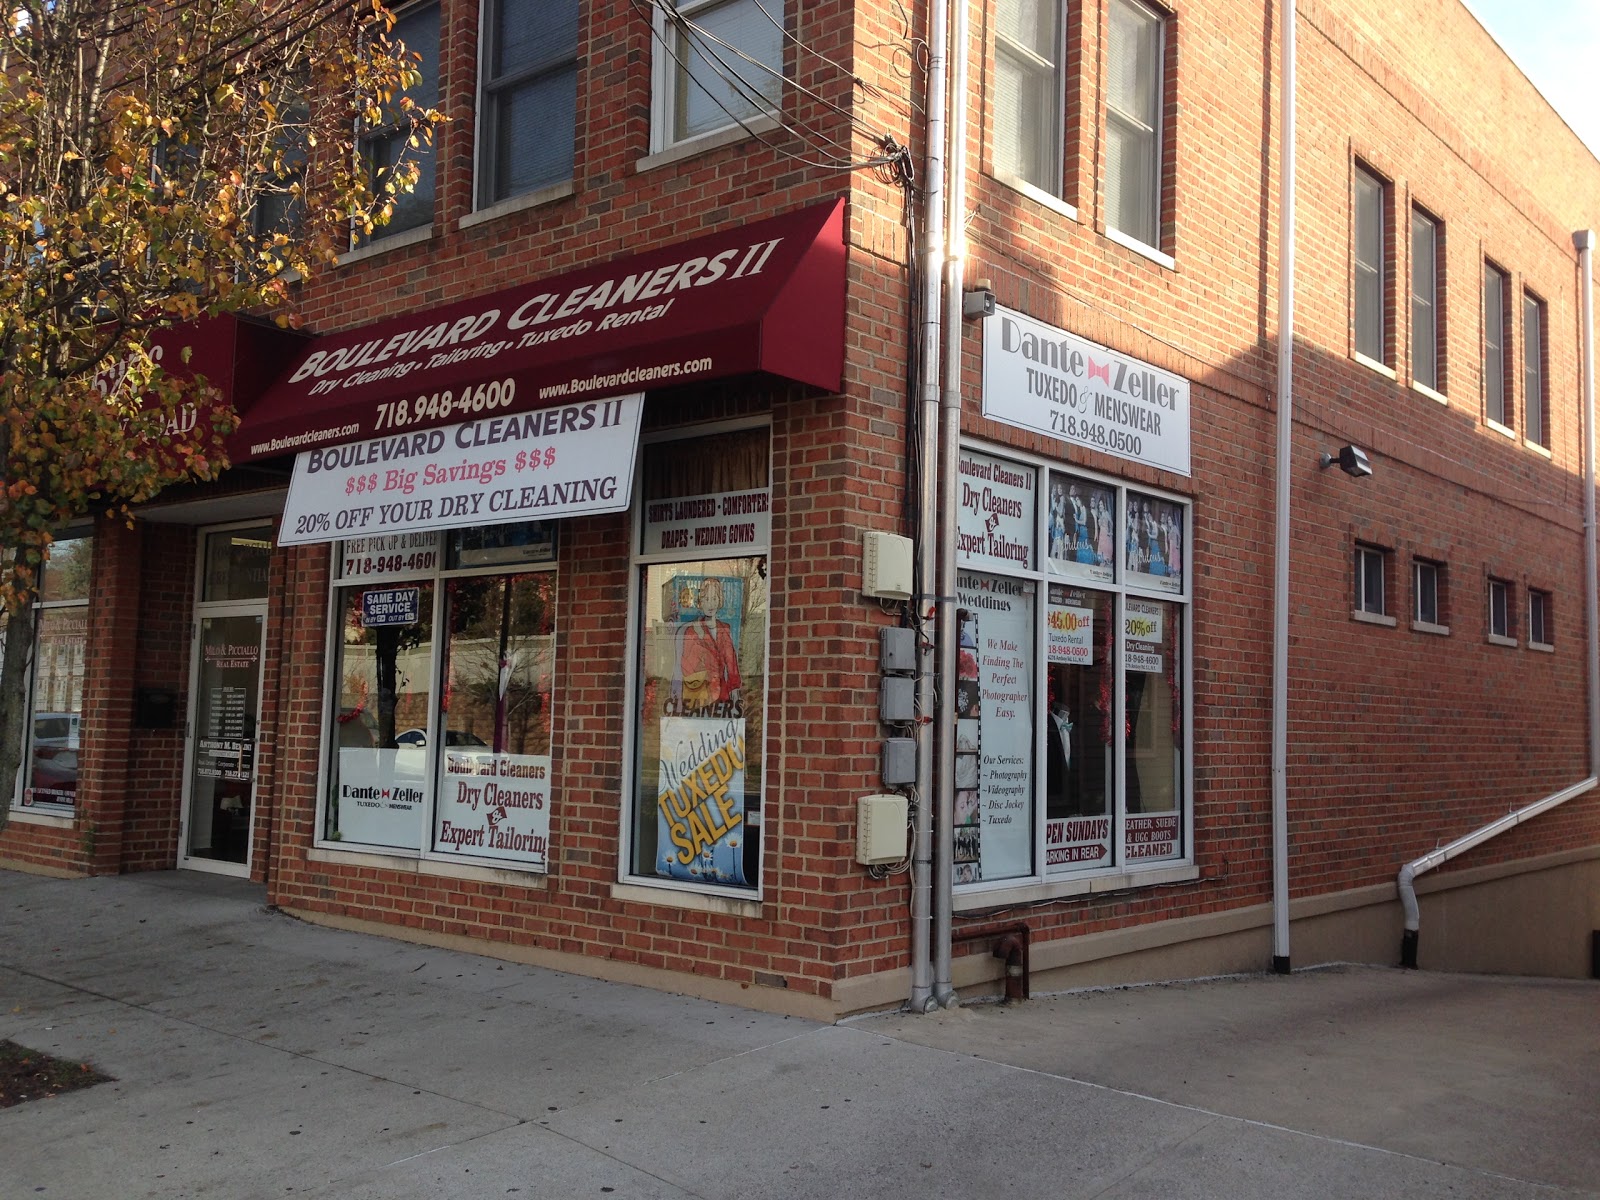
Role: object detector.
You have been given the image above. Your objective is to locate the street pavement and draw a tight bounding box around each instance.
[1,867,1596,1199]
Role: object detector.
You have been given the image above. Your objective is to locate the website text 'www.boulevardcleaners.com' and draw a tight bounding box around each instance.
[537,357,713,401]
[250,422,362,458]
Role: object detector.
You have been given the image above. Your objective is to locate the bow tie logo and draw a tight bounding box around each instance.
[1087,359,1111,383]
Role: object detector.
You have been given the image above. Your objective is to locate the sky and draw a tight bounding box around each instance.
[1465,0,1600,156]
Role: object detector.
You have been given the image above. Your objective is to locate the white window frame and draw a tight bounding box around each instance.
[1528,589,1553,649]
[1353,166,1387,367]
[650,0,786,155]
[1410,208,1440,393]
[474,0,580,210]
[1488,577,1514,643]
[994,0,1067,199]
[357,0,440,243]
[1355,544,1386,618]
[1484,262,1511,431]
[1104,0,1165,255]
[949,441,1195,910]
[619,417,773,905]
[1524,291,1547,449]
[312,529,561,877]
[1412,558,1443,630]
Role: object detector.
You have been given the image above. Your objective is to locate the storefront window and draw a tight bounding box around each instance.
[629,427,769,892]
[956,447,1190,890]
[321,525,557,869]
[16,536,92,811]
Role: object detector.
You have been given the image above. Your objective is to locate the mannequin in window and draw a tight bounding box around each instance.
[673,577,742,715]
[1045,692,1074,812]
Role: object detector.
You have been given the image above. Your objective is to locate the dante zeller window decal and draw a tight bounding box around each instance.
[630,427,770,892]
[955,448,1190,889]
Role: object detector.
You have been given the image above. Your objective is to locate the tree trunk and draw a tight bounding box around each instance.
[0,600,37,837]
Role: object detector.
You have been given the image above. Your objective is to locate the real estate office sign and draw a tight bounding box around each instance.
[982,305,1191,477]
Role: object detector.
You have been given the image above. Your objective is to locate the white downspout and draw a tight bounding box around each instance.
[1269,0,1297,975]
[909,0,950,1013]
[1397,230,1599,967]
[933,0,971,1008]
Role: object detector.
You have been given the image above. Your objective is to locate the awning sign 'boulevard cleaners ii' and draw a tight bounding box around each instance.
[234,199,846,462]
[278,394,644,544]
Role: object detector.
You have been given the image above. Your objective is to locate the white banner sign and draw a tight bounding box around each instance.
[983,306,1191,476]
[280,395,645,544]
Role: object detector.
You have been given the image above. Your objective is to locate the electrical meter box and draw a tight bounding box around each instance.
[862,531,913,600]
[881,737,917,785]
[856,794,909,865]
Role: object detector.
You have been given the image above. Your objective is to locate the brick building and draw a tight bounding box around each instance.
[4,0,1598,1017]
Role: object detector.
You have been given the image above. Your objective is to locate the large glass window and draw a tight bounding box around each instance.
[1411,209,1440,391]
[1105,0,1164,249]
[1353,166,1387,363]
[1484,263,1509,427]
[995,0,1064,195]
[628,427,770,892]
[322,526,557,869]
[657,0,785,147]
[359,1,439,240]
[14,536,93,812]
[478,0,579,206]
[955,449,1190,891]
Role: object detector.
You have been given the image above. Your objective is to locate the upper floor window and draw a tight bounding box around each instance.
[655,0,785,149]
[1488,576,1513,641]
[995,0,1065,195]
[1524,292,1548,448]
[1483,263,1510,428]
[360,1,439,239]
[1529,589,1552,648]
[1410,209,1441,392]
[1355,543,1386,617]
[478,0,579,207]
[1413,558,1442,628]
[1352,166,1387,364]
[1105,0,1165,250]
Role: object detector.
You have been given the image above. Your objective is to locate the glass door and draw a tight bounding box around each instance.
[179,525,272,875]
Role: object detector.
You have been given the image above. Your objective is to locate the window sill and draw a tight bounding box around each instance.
[1488,633,1518,648]
[993,171,1079,222]
[638,114,781,173]
[1525,439,1553,459]
[6,807,74,828]
[1352,352,1396,380]
[1410,620,1450,636]
[460,180,575,231]
[1352,609,1397,627]
[954,862,1199,911]
[1487,418,1517,440]
[307,844,550,887]
[612,878,763,917]
[1411,380,1448,406]
[1529,639,1555,653]
[337,224,435,266]
[1104,225,1176,270]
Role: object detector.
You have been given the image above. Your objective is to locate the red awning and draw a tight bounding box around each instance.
[233,198,847,462]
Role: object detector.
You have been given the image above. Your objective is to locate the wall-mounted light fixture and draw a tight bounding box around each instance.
[962,278,995,320]
[1319,444,1372,478]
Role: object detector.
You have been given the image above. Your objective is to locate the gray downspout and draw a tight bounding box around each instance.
[1397,230,1599,967]
[1269,0,1297,975]
[932,0,971,1008]
[909,0,950,1014]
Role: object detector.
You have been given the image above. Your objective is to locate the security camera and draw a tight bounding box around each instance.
[1319,445,1372,478]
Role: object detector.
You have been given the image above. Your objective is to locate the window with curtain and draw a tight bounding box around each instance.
[658,0,785,147]
[478,0,579,207]
[995,0,1065,195]
[1105,0,1164,249]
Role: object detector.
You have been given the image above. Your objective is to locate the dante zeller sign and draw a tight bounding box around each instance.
[983,305,1191,477]
[278,394,644,544]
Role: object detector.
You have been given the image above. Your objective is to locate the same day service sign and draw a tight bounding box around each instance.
[983,305,1191,477]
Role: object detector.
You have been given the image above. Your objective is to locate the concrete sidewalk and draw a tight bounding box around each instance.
[1,868,1596,1199]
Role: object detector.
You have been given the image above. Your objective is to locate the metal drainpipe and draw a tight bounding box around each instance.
[1396,231,1599,967]
[909,0,950,1014]
[932,0,971,1009]
[1269,0,1297,975]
